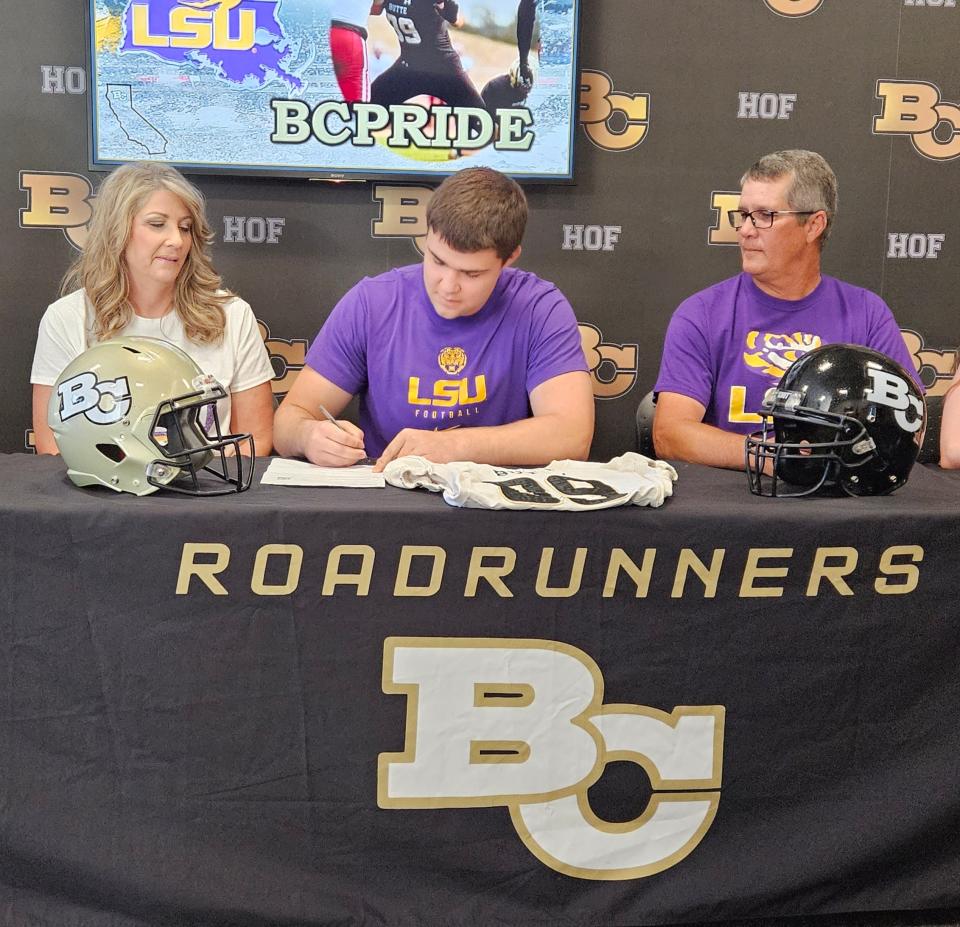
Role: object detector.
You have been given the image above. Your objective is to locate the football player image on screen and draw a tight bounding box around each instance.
[330,0,385,102]
[370,0,485,110]
[481,0,537,114]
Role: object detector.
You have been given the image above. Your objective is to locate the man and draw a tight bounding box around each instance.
[653,149,921,469]
[274,167,594,471]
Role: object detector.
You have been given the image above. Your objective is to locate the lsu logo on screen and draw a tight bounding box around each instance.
[874,80,960,160]
[579,71,649,151]
[378,637,724,880]
[126,0,257,51]
[20,171,95,249]
[765,0,824,15]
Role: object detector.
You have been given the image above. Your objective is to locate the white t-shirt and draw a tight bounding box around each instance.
[31,289,274,431]
[383,453,679,510]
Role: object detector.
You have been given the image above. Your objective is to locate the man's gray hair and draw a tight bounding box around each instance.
[740,149,838,246]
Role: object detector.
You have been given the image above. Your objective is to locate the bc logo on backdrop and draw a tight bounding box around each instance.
[578,70,649,152]
[764,0,824,15]
[903,331,958,396]
[372,183,432,254]
[258,321,307,398]
[378,637,725,880]
[19,171,94,249]
[874,80,960,160]
[708,191,741,246]
[580,324,638,400]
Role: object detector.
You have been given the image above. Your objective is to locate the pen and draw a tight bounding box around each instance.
[318,404,377,465]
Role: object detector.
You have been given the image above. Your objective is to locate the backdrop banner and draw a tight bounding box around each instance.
[3,0,960,460]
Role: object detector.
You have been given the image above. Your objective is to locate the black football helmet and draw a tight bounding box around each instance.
[745,343,925,497]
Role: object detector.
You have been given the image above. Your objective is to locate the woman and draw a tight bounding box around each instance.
[31,161,274,455]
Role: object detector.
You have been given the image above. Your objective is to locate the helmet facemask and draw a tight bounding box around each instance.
[746,397,877,497]
[144,376,254,495]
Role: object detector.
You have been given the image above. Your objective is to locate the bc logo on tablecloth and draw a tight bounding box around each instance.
[378,637,725,879]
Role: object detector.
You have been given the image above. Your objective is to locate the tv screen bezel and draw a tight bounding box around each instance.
[85,0,581,184]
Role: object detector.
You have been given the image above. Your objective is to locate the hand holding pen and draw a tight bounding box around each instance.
[316,405,377,466]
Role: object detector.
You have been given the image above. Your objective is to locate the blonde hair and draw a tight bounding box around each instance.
[61,162,229,344]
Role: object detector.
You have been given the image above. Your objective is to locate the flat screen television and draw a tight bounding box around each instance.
[87,0,580,181]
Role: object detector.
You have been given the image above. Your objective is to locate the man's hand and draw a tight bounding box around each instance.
[300,418,368,467]
[374,427,463,472]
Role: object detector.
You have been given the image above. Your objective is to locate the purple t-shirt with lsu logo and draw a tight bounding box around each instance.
[654,272,922,434]
[305,264,587,456]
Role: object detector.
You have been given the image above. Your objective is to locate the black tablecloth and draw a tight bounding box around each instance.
[2,454,960,926]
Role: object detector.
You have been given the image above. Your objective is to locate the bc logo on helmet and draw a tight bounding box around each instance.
[57,371,132,426]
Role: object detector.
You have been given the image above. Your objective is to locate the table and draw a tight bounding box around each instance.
[3,453,960,926]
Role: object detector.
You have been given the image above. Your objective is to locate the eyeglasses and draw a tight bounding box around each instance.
[729,209,816,229]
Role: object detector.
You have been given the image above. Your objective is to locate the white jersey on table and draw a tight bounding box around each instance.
[383,453,677,510]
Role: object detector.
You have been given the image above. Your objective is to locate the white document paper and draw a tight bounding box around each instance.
[260,457,385,488]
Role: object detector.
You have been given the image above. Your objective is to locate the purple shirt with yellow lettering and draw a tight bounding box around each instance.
[305,264,587,456]
[654,272,922,434]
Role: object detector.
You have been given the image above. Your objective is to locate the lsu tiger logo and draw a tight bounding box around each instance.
[743,331,821,378]
[438,346,467,375]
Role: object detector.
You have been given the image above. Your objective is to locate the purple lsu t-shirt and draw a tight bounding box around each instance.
[654,272,922,435]
[305,264,587,456]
